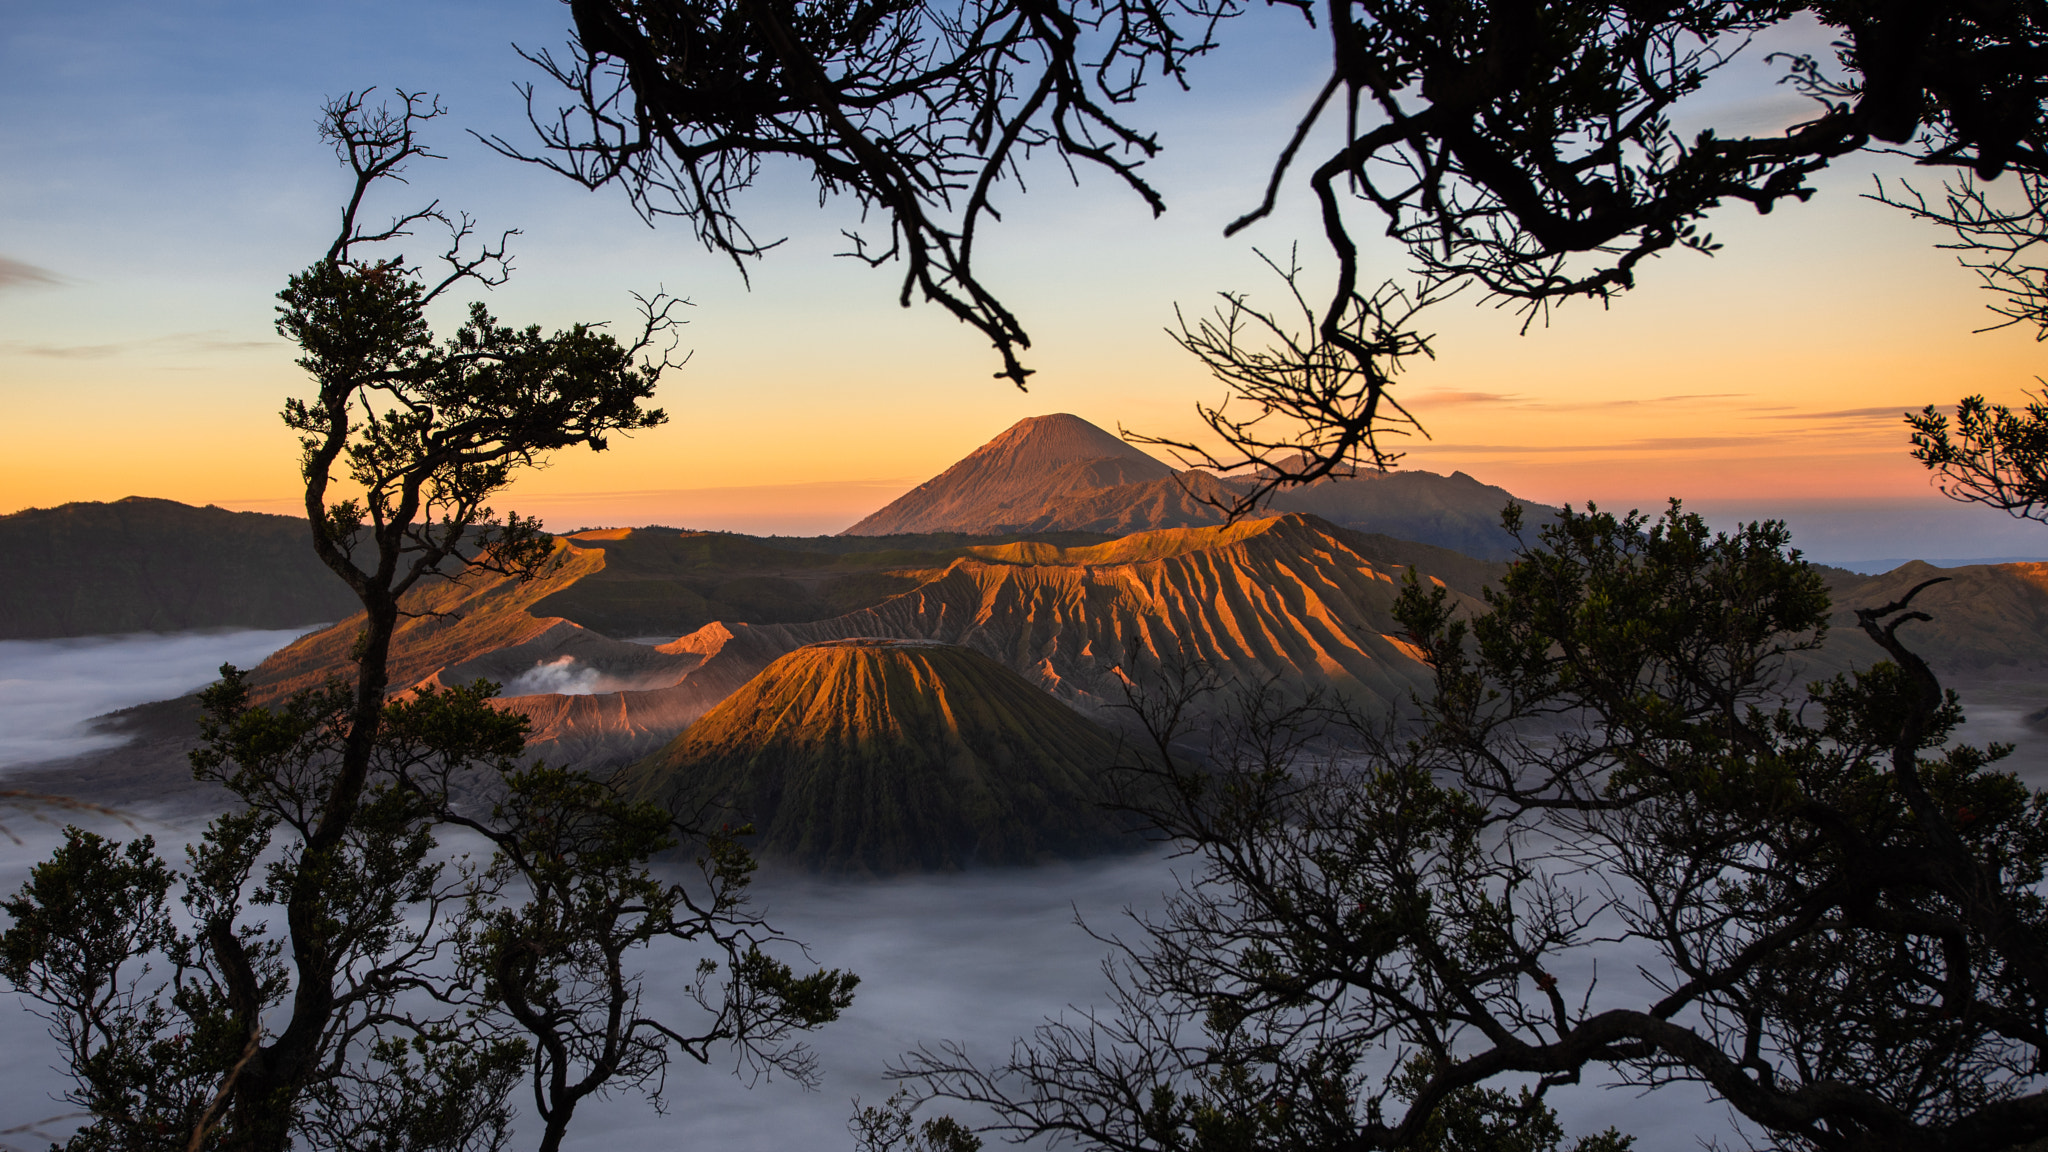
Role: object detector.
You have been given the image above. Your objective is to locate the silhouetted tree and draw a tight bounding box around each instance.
[0,91,854,1152]
[499,0,2048,502]
[851,1090,986,1152]
[1894,142,2048,524]
[894,504,2048,1151]
[449,764,857,1152]
[1909,392,2048,523]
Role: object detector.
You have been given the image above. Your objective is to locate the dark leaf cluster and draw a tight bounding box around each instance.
[1909,392,2048,524]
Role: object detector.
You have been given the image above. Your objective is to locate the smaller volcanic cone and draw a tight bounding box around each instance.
[615,638,1139,873]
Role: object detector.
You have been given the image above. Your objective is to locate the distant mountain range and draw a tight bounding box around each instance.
[0,497,359,639]
[844,413,1553,560]
[18,419,2048,874]
[0,415,1547,642]
[0,497,1117,643]
[224,505,2048,778]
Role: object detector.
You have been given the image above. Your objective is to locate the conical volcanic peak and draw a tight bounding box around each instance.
[842,413,1173,536]
[946,413,1168,476]
[616,638,1140,873]
[838,413,1557,554]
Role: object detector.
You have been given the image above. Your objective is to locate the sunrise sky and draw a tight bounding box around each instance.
[5,1,2047,559]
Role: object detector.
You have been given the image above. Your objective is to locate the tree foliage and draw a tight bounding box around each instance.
[0,91,852,1152]
[851,1090,987,1152]
[896,503,2048,1151]
[450,764,857,1152]
[1909,392,2048,524]
[509,0,2048,499]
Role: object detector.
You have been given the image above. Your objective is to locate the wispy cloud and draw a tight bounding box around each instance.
[1764,406,1920,422]
[1624,435,1777,450]
[0,331,280,360]
[1408,391,1758,416]
[1406,389,1519,406]
[11,341,128,360]
[0,256,63,290]
[1412,435,1772,455]
[1514,392,1753,413]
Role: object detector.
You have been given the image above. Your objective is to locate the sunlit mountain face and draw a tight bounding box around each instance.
[230,511,1490,778]
[617,638,1143,874]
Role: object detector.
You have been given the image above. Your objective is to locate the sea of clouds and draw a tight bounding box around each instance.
[0,822,1737,1152]
[5,631,2044,1148]
[0,628,321,770]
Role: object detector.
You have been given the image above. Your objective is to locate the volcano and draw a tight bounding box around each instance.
[838,412,1552,557]
[616,639,1140,873]
[842,413,1174,536]
[239,513,1500,771]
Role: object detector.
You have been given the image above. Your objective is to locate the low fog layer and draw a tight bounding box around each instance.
[0,627,317,770]
[0,816,1735,1150]
[4,628,2045,1148]
[563,864,1738,1151]
[1934,680,2048,791]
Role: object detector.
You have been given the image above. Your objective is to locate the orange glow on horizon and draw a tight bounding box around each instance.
[5,140,2042,527]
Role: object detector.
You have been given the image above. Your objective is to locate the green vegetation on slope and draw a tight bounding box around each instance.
[616,639,1140,873]
[0,497,359,639]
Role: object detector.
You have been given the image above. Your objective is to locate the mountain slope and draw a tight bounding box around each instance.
[994,470,1241,535]
[245,538,624,703]
[741,513,1494,715]
[842,414,1174,535]
[242,526,1126,699]
[1812,560,2048,677]
[243,513,1499,770]
[522,513,1502,771]
[615,639,1138,872]
[237,527,1142,765]
[837,412,1552,558]
[0,497,359,638]
[1266,469,1553,561]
